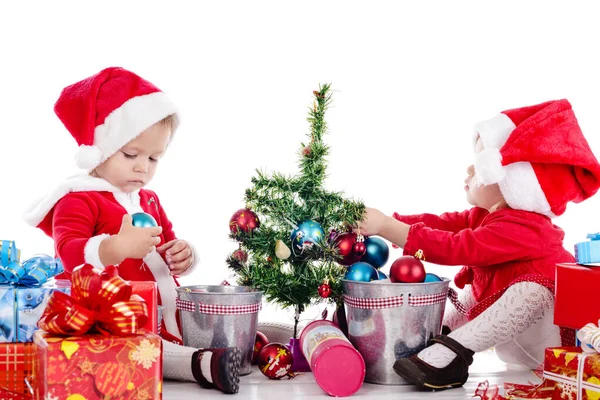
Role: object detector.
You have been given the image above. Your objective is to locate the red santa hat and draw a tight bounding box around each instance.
[473,99,600,217]
[54,67,179,170]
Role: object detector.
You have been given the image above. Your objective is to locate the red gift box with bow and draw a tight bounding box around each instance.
[32,264,163,400]
[0,343,34,397]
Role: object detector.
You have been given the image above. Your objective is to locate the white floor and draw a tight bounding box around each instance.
[163,349,539,399]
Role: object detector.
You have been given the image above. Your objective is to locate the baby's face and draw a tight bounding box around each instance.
[464,137,505,210]
[94,121,171,193]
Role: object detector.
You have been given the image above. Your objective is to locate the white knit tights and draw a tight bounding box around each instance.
[418,281,556,368]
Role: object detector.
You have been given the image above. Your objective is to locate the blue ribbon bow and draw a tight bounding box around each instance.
[587,233,600,241]
[0,240,64,287]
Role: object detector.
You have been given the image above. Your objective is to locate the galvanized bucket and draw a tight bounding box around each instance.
[342,278,450,385]
[176,285,262,375]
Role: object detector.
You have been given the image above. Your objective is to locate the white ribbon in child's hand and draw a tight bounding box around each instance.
[576,321,600,353]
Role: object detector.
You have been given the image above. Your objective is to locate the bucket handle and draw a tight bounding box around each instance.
[176,298,262,315]
[447,287,469,315]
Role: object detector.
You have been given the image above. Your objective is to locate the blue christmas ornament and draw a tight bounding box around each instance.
[360,236,390,269]
[376,269,388,280]
[344,262,378,282]
[423,273,443,282]
[131,212,158,228]
[290,220,325,257]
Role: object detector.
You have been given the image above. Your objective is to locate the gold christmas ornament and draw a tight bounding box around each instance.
[275,239,291,260]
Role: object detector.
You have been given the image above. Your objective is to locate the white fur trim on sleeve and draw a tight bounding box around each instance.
[84,234,111,269]
[498,162,555,218]
[474,147,506,185]
[474,113,516,151]
[143,250,182,339]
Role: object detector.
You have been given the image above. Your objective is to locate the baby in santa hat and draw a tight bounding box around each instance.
[24,67,241,394]
[356,99,600,390]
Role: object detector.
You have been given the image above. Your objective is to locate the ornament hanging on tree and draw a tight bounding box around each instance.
[302,144,312,157]
[252,331,270,364]
[389,250,426,283]
[257,343,294,379]
[229,208,260,235]
[344,262,378,282]
[361,236,390,269]
[353,235,367,258]
[232,248,248,263]
[131,212,157,228]
[290,220,325,257]
[275,240,291,260]
[327,229,339,244]
[335,232,363,266]
[318,280,332,298]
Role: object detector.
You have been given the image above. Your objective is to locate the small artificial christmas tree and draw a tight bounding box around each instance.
[226,84,365,339]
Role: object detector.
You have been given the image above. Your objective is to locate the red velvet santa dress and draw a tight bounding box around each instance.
[24,176,187,343]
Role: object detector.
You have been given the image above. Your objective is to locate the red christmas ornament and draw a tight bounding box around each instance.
[229,208,260,235]
[318,282,332,298]
[232,249,248,263]
[353,241,366,257]
[257,343,294,379]
[252,331,270,364]
[389,250,426,283]
[335,232,362,266]
[302,145,312,157]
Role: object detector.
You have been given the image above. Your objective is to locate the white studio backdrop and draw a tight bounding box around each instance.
[1,0,600,324]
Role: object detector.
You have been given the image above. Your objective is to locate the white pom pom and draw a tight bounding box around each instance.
[474,148,506,185]
[75,145,103,170]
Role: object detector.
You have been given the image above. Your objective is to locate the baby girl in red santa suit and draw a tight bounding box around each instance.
[355,99,600,390]
[24,67,241,394]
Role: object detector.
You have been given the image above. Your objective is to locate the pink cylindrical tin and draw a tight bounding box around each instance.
[300,320,365,397]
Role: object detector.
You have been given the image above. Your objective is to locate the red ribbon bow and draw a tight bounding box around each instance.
[38,264,148,336]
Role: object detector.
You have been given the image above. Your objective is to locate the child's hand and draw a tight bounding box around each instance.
[354,207,389,236]
[116,214,163,259]
[157,239,194,276]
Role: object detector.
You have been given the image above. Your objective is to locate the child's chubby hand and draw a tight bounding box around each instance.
[353,207,390,236]
[116,214,162,259]
[157,239,194,276]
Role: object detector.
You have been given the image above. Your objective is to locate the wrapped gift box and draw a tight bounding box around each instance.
[0,342,34,397]
[33,330,162,400]
[575,233,600,265]
[130,281,158,334]
[555,264,600,330]
[0,280,71,342]
[543,346,600,400]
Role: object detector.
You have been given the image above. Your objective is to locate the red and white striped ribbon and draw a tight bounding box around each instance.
[344,291,448,310]
[176,298,262,315]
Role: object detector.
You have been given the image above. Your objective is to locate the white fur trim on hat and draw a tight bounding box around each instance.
[83,233,111,269]
[474,113,516,150]
[474,147,506,185]
[75,145,103,170]
[498,162,555,218]
[81,91,178,170]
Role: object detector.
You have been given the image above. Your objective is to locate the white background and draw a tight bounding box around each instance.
[2,1,600,324]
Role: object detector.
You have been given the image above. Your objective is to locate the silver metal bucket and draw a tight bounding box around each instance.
[343,278,450,385]
[176,285,262,375]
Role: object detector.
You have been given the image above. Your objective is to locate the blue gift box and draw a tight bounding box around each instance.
[575,233,600,265]
[0,240,70,342]
[0,280,70,342]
